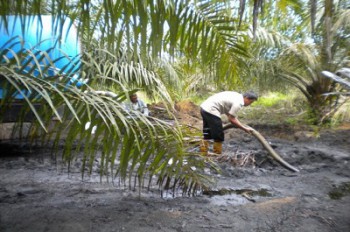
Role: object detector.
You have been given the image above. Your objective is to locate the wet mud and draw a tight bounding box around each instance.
[0,125,349,232]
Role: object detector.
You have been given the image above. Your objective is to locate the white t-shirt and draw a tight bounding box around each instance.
[200,91,244,118]
[125,99,149,116]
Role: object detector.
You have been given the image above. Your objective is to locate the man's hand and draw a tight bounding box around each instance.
[228,114,253,134]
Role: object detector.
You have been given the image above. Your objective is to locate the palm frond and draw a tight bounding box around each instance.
[0,38,214,195]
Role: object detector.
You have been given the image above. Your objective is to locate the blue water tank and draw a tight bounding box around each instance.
[0,15,83,99]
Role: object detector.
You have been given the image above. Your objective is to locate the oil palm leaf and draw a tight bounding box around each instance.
[0,42,212,195]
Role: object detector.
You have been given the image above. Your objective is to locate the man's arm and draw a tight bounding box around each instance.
[138,100,149,116]
[143,106,149,116]
[227,114,252,133]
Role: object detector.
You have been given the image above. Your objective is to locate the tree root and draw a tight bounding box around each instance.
[223,124,299,172]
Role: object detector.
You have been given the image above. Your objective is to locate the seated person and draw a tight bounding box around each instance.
[124,93,149,116]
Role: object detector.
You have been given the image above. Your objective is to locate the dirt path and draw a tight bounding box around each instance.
[0,124,349,232]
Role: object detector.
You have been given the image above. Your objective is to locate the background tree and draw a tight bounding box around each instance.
[276,0,349,124]
[239,0,349,124]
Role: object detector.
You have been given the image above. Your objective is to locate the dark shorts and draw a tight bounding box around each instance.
[200,108,224,142]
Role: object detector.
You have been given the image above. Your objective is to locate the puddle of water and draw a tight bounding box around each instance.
[203,188,272,197]
[208,194,250,206]
[202,188,273,206]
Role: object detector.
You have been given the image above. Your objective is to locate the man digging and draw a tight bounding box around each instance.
[199,91,258,155]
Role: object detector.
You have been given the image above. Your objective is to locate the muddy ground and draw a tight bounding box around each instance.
[0,104,349,232]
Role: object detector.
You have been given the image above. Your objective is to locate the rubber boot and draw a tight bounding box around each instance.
[213,142,222,155]
[199,140,209,155]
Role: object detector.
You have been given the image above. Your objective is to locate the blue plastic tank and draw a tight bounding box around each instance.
[0,15,83,99]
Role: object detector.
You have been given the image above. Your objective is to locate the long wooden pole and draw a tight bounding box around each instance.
[223,124,299,172]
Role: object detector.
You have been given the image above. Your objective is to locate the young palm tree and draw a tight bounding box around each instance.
[0,2,178,195]
[0,0,253,194]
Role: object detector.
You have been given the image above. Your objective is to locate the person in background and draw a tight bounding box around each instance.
[125,93,149,116]
[199,91,258,155]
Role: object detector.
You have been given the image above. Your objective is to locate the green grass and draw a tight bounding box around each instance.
[254,92,290,107]
[240,91,308,126]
